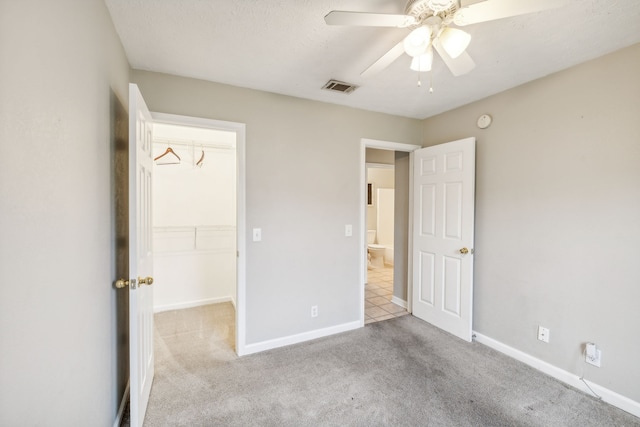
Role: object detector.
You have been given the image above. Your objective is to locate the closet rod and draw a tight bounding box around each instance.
[152,138,233,150]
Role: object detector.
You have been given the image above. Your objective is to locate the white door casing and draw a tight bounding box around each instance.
[360,139,421,324]
[151,112,247,355]
[129,83,155,426]
[411,138,475,341]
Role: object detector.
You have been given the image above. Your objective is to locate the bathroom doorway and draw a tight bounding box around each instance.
[365,161,402,323]
[360,139,421,325]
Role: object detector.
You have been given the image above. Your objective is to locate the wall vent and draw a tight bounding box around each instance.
[322,79,358,94]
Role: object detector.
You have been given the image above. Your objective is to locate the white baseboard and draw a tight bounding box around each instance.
[473,332,640,418]
[113,381,130,427]
[390,296,407,309]
[154,296,232,313]
[241,320,362,356]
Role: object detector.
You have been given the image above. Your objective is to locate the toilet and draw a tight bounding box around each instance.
[367,230,386,268]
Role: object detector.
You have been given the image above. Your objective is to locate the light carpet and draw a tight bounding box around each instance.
[143,304,639,426]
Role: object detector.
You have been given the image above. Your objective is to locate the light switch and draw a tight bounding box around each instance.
[345,224,353,237]
[253,228,261,242]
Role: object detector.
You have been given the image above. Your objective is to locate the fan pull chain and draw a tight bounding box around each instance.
[416,70,434,92]
[417,70,433,92]
[429,70,434,93]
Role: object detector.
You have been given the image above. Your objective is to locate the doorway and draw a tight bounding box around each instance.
[151,112,247,354]
[365,161,400,323]
[152,122,236,313]
[360,139,421,326]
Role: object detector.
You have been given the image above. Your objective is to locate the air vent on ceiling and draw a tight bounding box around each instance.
[322,79,358,94]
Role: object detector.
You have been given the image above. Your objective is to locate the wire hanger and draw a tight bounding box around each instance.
[196,145,205,168]
[154,145,181,165]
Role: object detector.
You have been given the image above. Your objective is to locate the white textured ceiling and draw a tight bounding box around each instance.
[104,0,640,119]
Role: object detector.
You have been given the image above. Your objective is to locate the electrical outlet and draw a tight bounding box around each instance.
[537,326,550,343]
[311,305,318,318]
[585,343,602,367]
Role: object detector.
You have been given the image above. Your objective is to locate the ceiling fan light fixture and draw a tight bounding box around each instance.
[439,27,471,59]
[426,0,455,13]
[410,49,433,72]
[403,25,432,57]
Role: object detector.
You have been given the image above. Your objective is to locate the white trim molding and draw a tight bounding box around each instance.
[390,296,408,309]
[360,138,421,326]
[366,162,395,169]
[153,296,233,313]
[362,138,422,152]
[474,332,640,418]
[150,112,247,356]
[242,321,362,356]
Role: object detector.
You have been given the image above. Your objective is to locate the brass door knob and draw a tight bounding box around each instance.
[138,276,154,286]
[115,279,130,289]
[459,247,469,254]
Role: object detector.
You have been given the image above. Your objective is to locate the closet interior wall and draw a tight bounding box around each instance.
[152,129,237,312]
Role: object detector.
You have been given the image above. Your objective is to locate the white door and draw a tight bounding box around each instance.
[129,83,155,426]
[411,138,475,341]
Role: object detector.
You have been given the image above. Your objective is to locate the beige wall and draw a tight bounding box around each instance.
[365,148,395,164]
[132,70,422,344]
[393,151,411,302]
[422,43,640,403]
[0,0,130,425]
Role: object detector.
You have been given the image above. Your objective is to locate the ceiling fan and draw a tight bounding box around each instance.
[325,0,563,79]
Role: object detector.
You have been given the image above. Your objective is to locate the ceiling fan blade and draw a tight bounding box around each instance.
[361,41,406,78]
[324,11,416,28]
[454,0,566,26]
[433,39,475,76]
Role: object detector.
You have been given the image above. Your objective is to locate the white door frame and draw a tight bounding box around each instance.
[152,112,247,355]
[360,138,421,325]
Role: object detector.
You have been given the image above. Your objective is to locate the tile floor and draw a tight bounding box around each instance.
[365,266,409,324]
